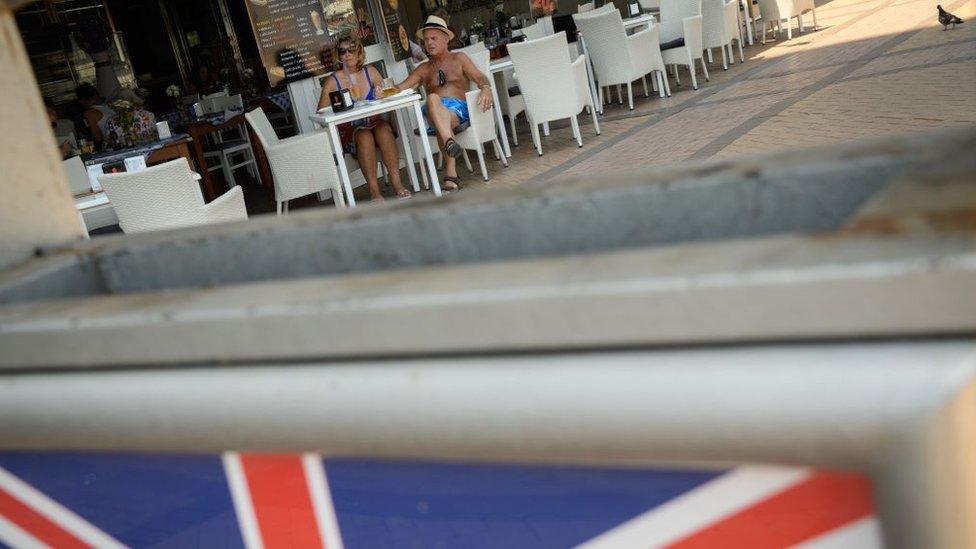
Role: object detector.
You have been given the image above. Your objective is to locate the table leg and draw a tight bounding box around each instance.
[740,0,754,45]
[579,35,602,115]
[394,109,420,192]
[247,124,274,190]
[413,102,441,197]
[328,123,356,207]
[489,81,512,158]
[188,128,217,202]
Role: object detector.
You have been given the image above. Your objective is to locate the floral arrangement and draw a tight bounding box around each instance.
[469,17,485,37]
[109,99,136,147]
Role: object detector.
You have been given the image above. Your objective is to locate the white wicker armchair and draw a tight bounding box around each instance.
[659,0,708,90]
[573,9,670,110]
[703,0,744,69]
[508,32,601,155]
[97,158,247,234]
[245,108,345,214]
[756,0,817,42]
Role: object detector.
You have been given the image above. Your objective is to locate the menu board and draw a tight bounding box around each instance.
[245,0,378,86]
[379,0,410,62]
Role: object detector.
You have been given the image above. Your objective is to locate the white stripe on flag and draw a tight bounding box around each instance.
[0,466,126,549]
[222,452,264,549]
[302,454,345,549]
[577,466,812,549]
[0,512,48,549]
[792,516,883,549]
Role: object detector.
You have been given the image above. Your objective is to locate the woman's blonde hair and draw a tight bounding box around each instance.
[332,34,366,71]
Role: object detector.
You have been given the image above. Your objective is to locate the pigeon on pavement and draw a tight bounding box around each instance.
[937,5,964,29]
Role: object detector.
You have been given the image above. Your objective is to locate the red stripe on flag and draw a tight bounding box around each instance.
[0,484,90,549]
[666,471,875,549]
[240,453,324,549]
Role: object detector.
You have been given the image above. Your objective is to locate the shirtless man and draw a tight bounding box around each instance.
[396,16,494,191]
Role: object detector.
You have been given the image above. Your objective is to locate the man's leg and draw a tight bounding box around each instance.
[425,93,461,182]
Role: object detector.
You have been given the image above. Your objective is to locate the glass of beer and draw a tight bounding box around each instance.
[380,78,398,98]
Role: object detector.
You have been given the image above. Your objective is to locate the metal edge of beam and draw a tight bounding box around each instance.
[0,340,972,547]
[1,231,974,369]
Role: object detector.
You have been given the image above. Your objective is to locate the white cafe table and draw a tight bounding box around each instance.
[310,91,440,207]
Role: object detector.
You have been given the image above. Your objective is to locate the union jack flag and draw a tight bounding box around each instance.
[0,452,880,548]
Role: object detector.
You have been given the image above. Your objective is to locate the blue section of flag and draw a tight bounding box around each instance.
[325,458,726,549]
[0,452,243,548]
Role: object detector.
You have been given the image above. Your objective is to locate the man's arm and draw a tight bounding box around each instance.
[459,53,494,112]
[396,63,429,91]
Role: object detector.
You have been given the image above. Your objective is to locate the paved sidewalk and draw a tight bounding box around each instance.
[456,0,976,190]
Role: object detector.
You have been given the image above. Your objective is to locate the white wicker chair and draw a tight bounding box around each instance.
[245,108,345,214]
[702,0,744,69]
[521,23,549,41]
[638,0,661,13]
[97,158,246,234]
[756,0,817,42]
[578,1,595,12]
[206,94,257,188]
[573,9,670,110]
[659,0,708,90]
[508,31,600,155]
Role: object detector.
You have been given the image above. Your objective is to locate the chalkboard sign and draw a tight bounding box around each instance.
[379,0,411,62]
[244,0,377,86]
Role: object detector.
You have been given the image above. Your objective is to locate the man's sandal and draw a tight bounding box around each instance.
[444,138,463,159]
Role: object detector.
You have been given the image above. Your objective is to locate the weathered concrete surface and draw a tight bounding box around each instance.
[2,126,973,305]
[0,5,85,271]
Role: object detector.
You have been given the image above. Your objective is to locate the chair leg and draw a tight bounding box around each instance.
[662,71,672,96]
[798,13,804,32]
[627,82,634,110]
[570,115,582,147]
[707,48,714,63]
[530,121,543,156]
[283,200,289,214]
[462,149,473,173]
[738,37,745,62]
[688,55,699,90]
[494,140,508,166]
[476,144,488,182]
[510,116,519,147]
[419,154,430,190]
[721,46,728,70]
[589,101,601,135]
[812,7,817,29]
[276,201,282,215]
[642,76,649,97]
[786,20,792,39]
[701,57,710,81]
[674,65,681,86]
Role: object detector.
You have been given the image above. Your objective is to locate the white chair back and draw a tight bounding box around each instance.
[578,1,595,12]
[521,23,549,41]
[62,156,91,196]
[456,41,486,61]
[660,0,702,41]
[245,108,281,150]
[97,158,208,233]
[573,10,633,85]
[638,0,661,11]
[208,94,244,113]
[508,32,580,123]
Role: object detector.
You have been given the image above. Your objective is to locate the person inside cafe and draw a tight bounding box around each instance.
[190,63,224,96]
[44,97,76,159]
[76,82,116,149]
[395,16,494,192]
[317,34,412,201]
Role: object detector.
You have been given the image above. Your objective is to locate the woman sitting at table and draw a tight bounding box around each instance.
[317,34,412,201]
[76,83,116,149]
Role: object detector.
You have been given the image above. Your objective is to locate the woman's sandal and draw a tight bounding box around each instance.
[442,175,462,193]
[444,138,463,159]
[395,187,413,200]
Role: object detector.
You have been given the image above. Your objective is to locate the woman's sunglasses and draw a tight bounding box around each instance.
[338,47,356,55]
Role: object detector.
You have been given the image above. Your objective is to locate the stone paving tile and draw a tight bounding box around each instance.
[718,59,976,157]
[701,66,837,103]
[844,39,976,79]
